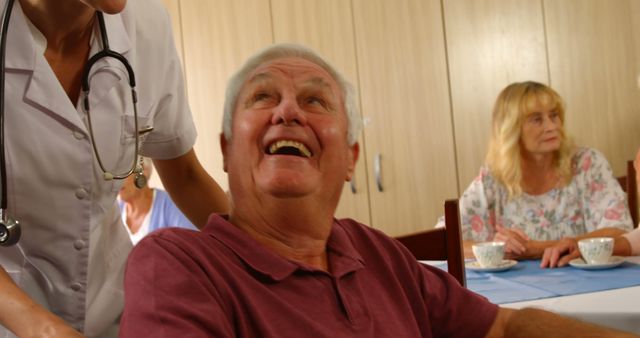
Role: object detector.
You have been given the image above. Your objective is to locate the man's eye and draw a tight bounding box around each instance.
[254,93,271,101]
[306,96,326,106]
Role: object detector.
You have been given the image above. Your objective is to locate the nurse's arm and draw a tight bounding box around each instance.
[154,148,230,229]
[0,268,83,337]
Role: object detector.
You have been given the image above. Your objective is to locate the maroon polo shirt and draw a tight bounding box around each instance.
[120,215,498,337]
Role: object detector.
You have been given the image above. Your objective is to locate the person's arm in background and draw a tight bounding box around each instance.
[540,231,635,268]
[0,269,83,337]
[485,307,638,338]
[510,226,629,260]
[154,149,229,229]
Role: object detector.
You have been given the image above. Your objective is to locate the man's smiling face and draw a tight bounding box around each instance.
[222,56,358,204]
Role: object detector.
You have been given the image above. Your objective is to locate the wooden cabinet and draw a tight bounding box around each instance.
[170,0,273,190]
[443,0,549,188]
[161,0,640,236]
[544,0,640,173]
[352,0,458,235]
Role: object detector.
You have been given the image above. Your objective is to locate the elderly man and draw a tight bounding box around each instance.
[119,44,636,337]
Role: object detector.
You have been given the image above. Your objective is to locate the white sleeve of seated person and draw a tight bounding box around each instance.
[622,228,640,255]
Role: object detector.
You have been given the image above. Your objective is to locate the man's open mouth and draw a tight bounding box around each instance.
[266,140,312,158]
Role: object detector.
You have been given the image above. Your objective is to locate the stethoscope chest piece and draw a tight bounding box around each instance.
[134,172,147,189]
[0,215,20,246]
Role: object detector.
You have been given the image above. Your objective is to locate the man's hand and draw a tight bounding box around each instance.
[540,237,580,268]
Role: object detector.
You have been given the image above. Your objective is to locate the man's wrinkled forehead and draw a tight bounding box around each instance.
[243,57,341,94]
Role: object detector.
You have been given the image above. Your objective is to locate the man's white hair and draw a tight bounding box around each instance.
[222,43,362,145]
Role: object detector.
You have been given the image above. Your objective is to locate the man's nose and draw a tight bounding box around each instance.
[271,96,307,126]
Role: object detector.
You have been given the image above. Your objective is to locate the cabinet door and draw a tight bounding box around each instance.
[443,0,548,188]
[160,0,184,64]
[353,0,458,236]
[179,0,274,189]
[270,0,371,225]
[545,0,640,174]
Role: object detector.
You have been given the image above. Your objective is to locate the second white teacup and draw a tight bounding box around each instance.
[472,241,505,268]
[578,237,614,265]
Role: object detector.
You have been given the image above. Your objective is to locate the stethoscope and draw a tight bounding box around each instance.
[0,0,151,246]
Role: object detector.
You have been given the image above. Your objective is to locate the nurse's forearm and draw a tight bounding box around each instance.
[154,149,230,228]
[0,268,83,337]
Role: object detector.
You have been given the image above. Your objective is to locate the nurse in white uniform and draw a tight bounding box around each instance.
[0,0,229,337]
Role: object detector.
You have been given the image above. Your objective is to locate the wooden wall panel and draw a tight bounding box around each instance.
[270,0,371,225]
[160,0,184,64]
[179,0,273,190]
[353,0,457,235]
[544,0,640,175]
[443,0,549,190]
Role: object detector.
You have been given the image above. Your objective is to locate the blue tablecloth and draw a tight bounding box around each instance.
[436,260,640,304]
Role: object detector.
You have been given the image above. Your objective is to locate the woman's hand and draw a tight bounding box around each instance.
[540,237,580,268]
[493,225,530,257]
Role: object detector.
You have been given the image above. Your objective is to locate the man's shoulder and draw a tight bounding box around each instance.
[333,218,413,259]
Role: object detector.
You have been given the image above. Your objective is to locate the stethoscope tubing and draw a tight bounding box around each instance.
[0,0,15,212]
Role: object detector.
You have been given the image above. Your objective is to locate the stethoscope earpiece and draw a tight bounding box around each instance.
[0,214,20,246]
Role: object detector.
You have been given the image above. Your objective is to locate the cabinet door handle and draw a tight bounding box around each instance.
[374,153,383,192]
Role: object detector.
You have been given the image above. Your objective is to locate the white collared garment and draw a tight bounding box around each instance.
[121,190,156,245]
[0,0,196,337]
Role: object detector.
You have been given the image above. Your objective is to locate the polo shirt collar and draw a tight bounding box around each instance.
[205,215,365,281]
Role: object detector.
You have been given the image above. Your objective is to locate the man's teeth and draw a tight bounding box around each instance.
[268,140,312,158]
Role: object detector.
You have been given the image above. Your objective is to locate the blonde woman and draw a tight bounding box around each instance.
[445,81,633,260]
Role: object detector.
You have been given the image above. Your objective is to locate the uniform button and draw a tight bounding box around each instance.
[73,130,85,140]
[75,188,88,200]
[73,240,85,250]
[71,283,82,291]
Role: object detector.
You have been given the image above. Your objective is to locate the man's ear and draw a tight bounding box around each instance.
[346,142,360,181]
[220,133,229,173]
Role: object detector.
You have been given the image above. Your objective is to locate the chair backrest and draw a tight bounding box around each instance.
[394,199,466,286]
[617,160,638,228]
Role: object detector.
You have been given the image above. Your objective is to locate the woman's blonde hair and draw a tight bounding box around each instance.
[486,81,574,197]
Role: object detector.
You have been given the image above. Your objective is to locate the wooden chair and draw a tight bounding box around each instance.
[617,160,638,228]
[394,199,466,286]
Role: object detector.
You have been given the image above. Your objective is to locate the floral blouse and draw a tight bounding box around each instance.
[439,148,633,242]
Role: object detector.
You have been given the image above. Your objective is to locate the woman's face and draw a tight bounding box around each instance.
[520,101,562,157]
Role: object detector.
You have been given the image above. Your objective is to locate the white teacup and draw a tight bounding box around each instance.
[578,237,614,265]
[472,241,505,268]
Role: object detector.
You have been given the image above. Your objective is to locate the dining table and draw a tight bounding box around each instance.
[422,256,640,334]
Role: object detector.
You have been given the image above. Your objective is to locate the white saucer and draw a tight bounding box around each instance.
[466,259,518,272]
[568,256,625,270]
